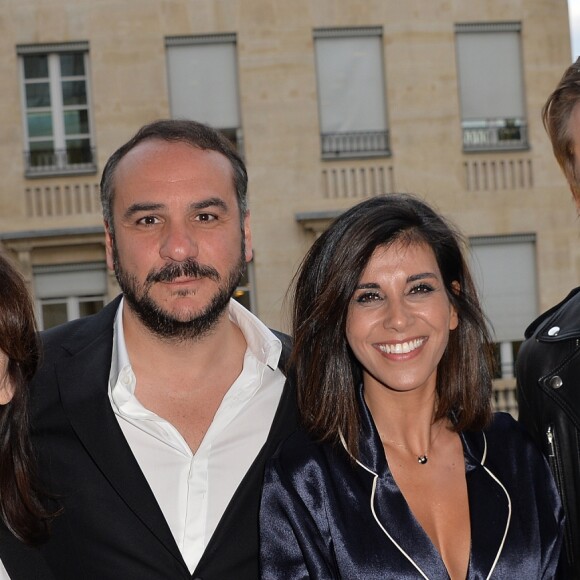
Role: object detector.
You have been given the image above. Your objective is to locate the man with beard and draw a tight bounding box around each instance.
[29,119,297,580]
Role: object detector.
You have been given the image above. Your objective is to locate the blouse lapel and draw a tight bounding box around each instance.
[354,387,511,579]
[463,430,511,579]
[354,387,449,578]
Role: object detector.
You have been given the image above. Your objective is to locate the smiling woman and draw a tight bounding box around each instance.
[346,242,459,402]
[259,193,564,579]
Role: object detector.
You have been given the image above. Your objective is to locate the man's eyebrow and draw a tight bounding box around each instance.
[122,197,229,220]
[189,197,229,211]
[123,202,164,220]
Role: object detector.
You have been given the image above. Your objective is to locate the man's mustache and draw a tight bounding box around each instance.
[146,260,220,284]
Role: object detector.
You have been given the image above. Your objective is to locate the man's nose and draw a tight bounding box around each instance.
[159,222,199,262]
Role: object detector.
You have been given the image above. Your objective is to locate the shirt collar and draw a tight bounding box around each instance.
[109,296,283,394]
[227,297,282,370]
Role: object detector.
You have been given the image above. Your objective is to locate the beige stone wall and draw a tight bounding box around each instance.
[0,0,574,333]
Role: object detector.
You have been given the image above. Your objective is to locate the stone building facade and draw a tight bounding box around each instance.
[0,0,575,412]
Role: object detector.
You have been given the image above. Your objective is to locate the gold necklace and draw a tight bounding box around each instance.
[380,421,444,465]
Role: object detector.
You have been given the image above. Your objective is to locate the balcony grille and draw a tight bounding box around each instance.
[321,130,390,159]
[24,147,97,177]
[462,118,528,152]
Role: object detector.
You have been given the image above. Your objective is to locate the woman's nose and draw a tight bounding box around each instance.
[382,298,413,331]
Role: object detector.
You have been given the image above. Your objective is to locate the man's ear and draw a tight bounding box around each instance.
[243,211,253,263]
[104,221,115,271]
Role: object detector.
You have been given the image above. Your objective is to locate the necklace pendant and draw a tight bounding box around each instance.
[417,455,428,465]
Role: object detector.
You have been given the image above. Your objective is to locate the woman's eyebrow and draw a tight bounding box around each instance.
[407,272,438,283]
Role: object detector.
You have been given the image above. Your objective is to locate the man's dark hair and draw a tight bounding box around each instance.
[100,119,248,233]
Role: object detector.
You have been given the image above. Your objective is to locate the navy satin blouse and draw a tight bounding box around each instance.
[260,391,564,579]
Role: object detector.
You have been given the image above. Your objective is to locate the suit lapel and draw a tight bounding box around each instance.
[195,360,298,574]
[55,298,185,567]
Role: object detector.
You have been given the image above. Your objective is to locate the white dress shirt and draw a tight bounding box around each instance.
[108,298,286,573]
[0,560,9,580]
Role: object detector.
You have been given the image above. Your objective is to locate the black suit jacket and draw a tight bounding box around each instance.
[0,524,54,580]
[30,296,298,579]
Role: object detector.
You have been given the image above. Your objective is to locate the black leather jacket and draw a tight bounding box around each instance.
[517,287,580,578]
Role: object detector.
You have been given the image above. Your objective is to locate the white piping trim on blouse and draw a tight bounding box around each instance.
[479,431,512,580]
[339,429,512,580]
[339,432,430,579]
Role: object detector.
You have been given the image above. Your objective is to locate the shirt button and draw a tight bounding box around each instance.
[547,326,560,336]
[549,375,563,389]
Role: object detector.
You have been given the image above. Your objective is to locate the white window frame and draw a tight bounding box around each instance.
[17,41,96,177]
[313,27,390,159]
[455,22,528,152]
[165,34,244,156]
[33,262,107,330]
[469,233,537,379]
[37,295,106,331]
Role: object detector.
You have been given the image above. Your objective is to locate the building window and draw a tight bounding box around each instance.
[33,262,106,330]
[17,42,96,177]
[314,27,390,159]
[455,22,528,152]
[165,34,243,154]
[469,234,537,379]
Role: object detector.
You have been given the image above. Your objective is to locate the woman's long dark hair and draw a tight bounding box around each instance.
[290,194,495,458]
[0,254,50,544]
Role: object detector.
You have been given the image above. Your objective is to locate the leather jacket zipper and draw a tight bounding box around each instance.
[546,425,573,562]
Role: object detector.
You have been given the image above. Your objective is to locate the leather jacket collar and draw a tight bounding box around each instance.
[525,286,580,342]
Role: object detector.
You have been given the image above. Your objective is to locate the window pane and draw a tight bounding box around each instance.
[25,82,51,108]
[166,42,241,128]
[27,112,53,137]
[41,302,68,330]
[64,109,89,134]
[79,299,104,317]
[65,138,92,164]
[456,30,524,120]
[29,141,55,167]
[23,55,48,79]
[62,80,87,106]
[34,263,107,298]
[470,237,537,342]
[60,52,85,76]
[315,35,387,133]
[30,140,54,152]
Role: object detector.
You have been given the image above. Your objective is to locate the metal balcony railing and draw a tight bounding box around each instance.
[462,118,528,152]
[24,147,97,177]
[321,130,390,159]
